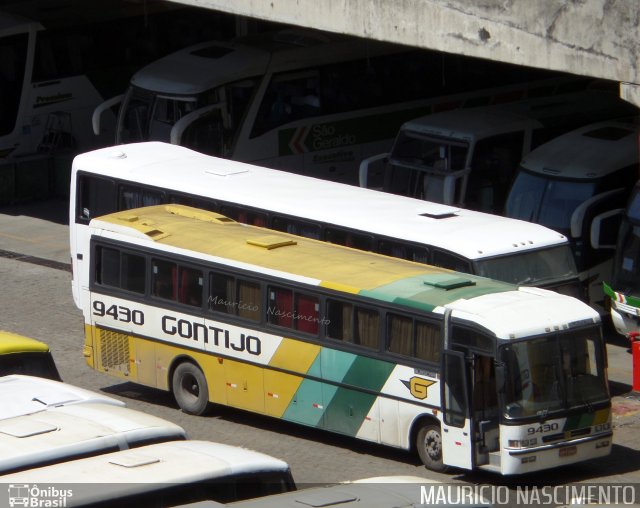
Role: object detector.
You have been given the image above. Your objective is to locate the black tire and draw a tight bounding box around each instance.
[172,362,210,415]
[416,423,448,472]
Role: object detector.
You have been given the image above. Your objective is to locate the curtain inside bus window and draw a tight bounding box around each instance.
[387,314,412,356]
[326,300,353,342]
[152,259,177,300]
[237,280,261,321]
[355,307,379,349]
[268,287,293,328]
[119,185,164,210]
[209,273,235,314]
[295,293,319,334]
[179,267,203,307]
[415,320,441,362]
[0,33,27,136]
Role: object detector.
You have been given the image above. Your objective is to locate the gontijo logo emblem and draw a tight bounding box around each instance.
[401,376,436,400]
[7,484,73,507]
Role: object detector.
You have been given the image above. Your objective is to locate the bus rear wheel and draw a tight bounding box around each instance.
[416,423,448,472]
[172,362,209,415]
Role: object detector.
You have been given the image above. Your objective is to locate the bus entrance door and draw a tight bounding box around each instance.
[440,350,473,470]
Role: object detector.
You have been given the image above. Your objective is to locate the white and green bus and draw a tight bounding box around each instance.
[91,27,582,185]
[77,203,611,474]
[603,181,640,338]
[69,142,582,313]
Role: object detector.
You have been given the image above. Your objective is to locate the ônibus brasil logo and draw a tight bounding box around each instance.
[7,484,72,507]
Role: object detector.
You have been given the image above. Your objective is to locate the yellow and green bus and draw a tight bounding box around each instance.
[79,204,611,475]
[0,330,61,380]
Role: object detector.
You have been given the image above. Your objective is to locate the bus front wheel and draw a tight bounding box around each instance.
[416,423,448,472]
[172,362,210,415]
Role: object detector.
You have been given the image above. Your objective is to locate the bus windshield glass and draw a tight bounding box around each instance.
[474,245,578,286]
[613,189,640,294]
[118,87,200,144]
[500,327,608,420]
[505,169,597,234]
[390,131,468,173]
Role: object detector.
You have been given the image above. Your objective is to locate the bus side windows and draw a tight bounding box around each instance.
[119,184,165,211]
[152,259,177,300]
[94,246,146,294]
[325,227,373,251]
[386,313,441,362]
[377,240,429,264]
[95,246,120,287]
[178,267,203,307]
[267,286,320,335]
[78,175,116,222]
[271,216,321,240]
[209,272,261,322]
[432,249,472,273]
[326,300,379,349]
[152,260,203,307]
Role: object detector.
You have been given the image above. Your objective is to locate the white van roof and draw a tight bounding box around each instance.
[0,374,124,420]
[0,402,186,473]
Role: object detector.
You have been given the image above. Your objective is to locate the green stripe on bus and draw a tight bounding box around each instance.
[323,388,378,436]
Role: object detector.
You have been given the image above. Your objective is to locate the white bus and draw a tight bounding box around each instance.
[0,5,231,202]
[0,374,123,421]
[1,440,295,506]
[602,181,640,338]
[359,89,637,213]
[91,27,584,185]
[69,142,582,312]
[505,117,640,311]
[0,402,187,475]
[180,477,491,508]
[77,203,611,474]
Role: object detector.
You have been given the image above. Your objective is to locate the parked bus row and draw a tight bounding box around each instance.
[69,142,582,307]
[73,202,611,475]
[91,27,590,186]
[360,100,639,312]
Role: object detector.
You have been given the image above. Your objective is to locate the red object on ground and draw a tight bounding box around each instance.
[631,333,640,392]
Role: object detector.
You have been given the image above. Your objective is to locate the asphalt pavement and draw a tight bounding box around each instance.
[1,197,640,487]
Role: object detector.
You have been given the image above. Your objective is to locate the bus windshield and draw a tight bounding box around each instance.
[389,131,469,172]
[118,86,200,144]
[505,169,597,234]
[613,194,640,294]
[500,327,608,420]
[474,244,578,287]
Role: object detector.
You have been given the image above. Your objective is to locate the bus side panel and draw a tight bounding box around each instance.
[224,360,265,413]
[264,338,320,417]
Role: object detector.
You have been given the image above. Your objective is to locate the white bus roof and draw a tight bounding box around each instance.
[520,116,640,179]
[397,90,636,143]
[73,142,568,261]
[0,402,186,473]
[0,374,123,420]
[2,439,291,485]
[131,29,393,95]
